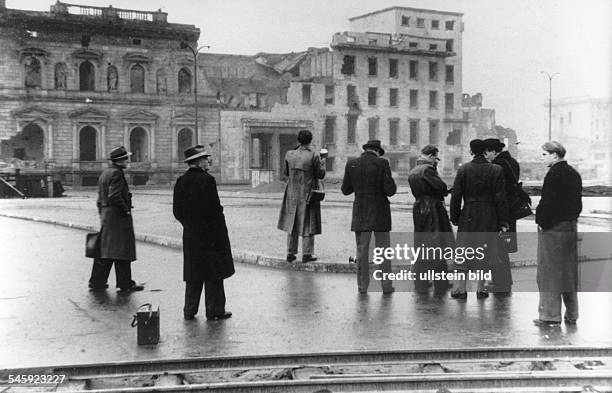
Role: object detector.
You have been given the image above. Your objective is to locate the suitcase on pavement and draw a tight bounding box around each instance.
[131,304,159,345]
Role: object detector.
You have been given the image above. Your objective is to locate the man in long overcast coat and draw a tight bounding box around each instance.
[341,140,396,294]
[173,145,235,321]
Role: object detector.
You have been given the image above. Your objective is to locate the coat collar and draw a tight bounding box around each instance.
[361,150,379,158]
[471,155,489,164]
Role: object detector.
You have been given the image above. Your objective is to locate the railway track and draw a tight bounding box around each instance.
[1,346,611,392]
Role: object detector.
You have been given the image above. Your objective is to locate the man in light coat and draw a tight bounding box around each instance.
[534,141,582,327]
[342,140,396,294]
[173,145,235,321]
[88,146,144,293]
[277,130,326,263]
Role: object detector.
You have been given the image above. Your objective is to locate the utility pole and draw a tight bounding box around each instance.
[540,71,559,141]
[181,43,210,145]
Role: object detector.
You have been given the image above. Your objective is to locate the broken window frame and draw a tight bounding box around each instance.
[325,84,335,105]
[302,84,312,105]
[445,20,455,31]
[341,55,356,76]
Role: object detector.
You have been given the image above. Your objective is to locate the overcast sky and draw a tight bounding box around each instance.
[9,0,612,146]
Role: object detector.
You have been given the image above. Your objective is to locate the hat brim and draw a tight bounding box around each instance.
[362,144,385,156]
[184,151,211,162]
[110,152,132,161]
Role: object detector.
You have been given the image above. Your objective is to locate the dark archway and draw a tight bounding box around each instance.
[79,126,97,161]
[177,128,193,162]
[129,127,148,162]
[79,61,95,91]
[130,64,145,93]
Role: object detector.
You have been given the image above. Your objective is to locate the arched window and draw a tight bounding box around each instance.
[178,68,191,93]
[54,62,67,90]
[79,126,97,161]
[156,68,167,94]
[177,128,194,162]
[24,57,41,88]
[130,64,145,93]
[79,61,95,91]
[107,65,118,92]
[129,127,148,162]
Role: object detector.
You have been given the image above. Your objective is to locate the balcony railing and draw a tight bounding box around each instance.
[52,1,166,23]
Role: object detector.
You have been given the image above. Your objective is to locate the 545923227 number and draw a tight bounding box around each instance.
[7,374,66,384]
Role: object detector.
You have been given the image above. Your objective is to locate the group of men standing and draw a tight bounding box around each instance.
[90,131,582,328]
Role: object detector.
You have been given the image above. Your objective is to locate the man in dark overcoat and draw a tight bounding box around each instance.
[173,145,235,321]
[277,130,326,263]
[484,138,520,295]
[408,144,454,295]
[534,141,582,327]
[450,139,508,299]
[88,146,144,293]
[341,140,396,294]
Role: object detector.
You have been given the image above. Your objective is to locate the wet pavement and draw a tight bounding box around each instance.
[1,216,611,369]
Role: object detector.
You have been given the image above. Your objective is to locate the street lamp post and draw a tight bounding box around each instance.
[541,71,559,141]
[181,43,210,145]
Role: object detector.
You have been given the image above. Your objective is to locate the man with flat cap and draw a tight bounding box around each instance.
[408,144,454,296]
[342,140,396,294]
[484,138,520,295]
[173,145,235,321]
[88,146,144,293]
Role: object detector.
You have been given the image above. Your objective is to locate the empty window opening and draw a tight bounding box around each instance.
[347,84,359,108]
[368,87,377,106]
[429,90,438,109]
[445,20,455,30]
[409,42,418,48]
[417,18,425,28]
[409,120,419,144]
[302,84,311,105]
[130,64,145,93]
[409,60,418,79]
[132,38,142,45]
[341,55,355,76]
[431,20,440,29]
[368,57,378,76]
[325,84,335,104]
[81,35,90,47]
[429,121,439,144]
[389,58,398,78]
[429,44,438,50]
[446,39,454,52]
[79,61,95,91]
[368,118,379,140]
[324,116,336,143]
[445,93,454,112]
[401,15,410,26]
[177,128,194,162]
[178,67,192,93]
[24,57,41,88]
[389,88,398,107]
[410,89,418,109]
[347,115,357,143]
[445,65,454,82]
[429,61,438,81]
[129,127,148,162]
[389,119,399,145]
[79,126,97,161]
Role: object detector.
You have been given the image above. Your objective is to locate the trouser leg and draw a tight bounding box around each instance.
[413,258,430,293]
[562,292,579,321]
[302,235,314,255]
[204,280,226,318]
[491,240,513,292]
[432,258,449,294]
[184,281,204,317]
[355,231,372,293]
[374,231,393,292]
[287,231,299,255]
[538,292,562,322]
[114,260,133,289]
[89,258,113,288]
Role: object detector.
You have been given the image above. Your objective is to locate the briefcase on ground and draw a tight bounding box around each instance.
[131,304,160,345]
[85,232,101,259]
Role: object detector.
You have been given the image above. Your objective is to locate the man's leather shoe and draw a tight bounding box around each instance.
[302,254,317,263]
[184,314,196,320]
[286,254,296,263]
[450,291,467,299]
[383,287,395,294]
[207,311,232,321]
[476,290,490,299]
[533,319,561,327]
[117,283,145,294]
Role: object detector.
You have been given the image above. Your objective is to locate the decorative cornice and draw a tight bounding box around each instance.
[68,106,109,119]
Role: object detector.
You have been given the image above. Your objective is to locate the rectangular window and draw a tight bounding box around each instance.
[409,60,418,79]
[325,157,335,172]
[409,120,419,144]
[445,20,455,30]
[410,89,418,109]
[389,119,399,145]
[324,116,336,143]
[368,57,378,76]
[409,42,418,48]
[325,84,335,105]
[302,84,311,105]
[368,39,378,45]
[417,18,425,28]
[347,115,357,143]
[368,118,379,140]
[341,55,355,75]
[446,39,454,52]
[429,120,439,144]
[389,58,398,78]
[429,90,438,109]
[410,156,418,169]
[431,19,440,29]
[429,44,438,50]
[389,88,398,107]
[347,85,357,107]
[368,87,377,106]
[445,65,454,82]
[401,15,410,26]
[429,61,438,81]
[445,93,454,112]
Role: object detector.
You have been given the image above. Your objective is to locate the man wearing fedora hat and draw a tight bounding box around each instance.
[484,138,520,295]
[173,145,235,321]
[342,140,396,294]
[88,146,144,293]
